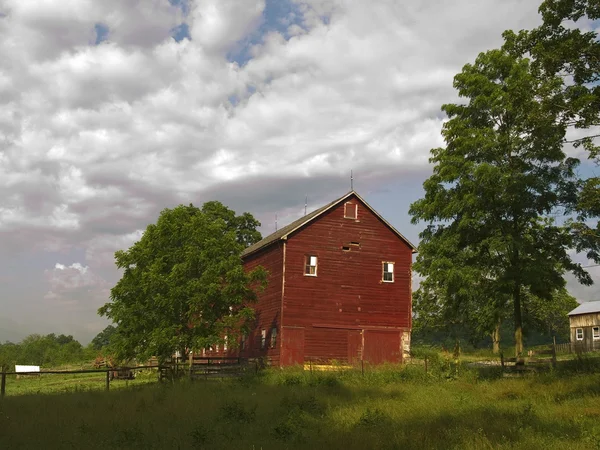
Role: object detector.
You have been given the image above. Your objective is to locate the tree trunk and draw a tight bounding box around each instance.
[514,283,523,358]
[492,320,501,354]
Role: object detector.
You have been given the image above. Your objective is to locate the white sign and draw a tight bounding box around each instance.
[15,365,40,373]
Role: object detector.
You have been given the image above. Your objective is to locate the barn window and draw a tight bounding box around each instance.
[270,327,278,348]
[241,333,247,350]
[223,336,228,352]
[344,201,358,219]
[576,328,584,341]
[260,329,266,349]
[594,327,600,341]
[305,255,318,276]
[382,262,394,282]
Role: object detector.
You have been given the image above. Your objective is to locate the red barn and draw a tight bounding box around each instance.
[239,190,417,366]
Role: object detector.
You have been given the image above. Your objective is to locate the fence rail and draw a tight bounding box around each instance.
[553,342,600,354]
[0,358,253,398]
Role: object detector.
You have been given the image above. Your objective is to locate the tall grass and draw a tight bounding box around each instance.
[2,359,600,449]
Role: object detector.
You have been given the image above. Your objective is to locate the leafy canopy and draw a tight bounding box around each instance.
[98,202,267,363]
[90,325,117,351]
[410,46,592,356]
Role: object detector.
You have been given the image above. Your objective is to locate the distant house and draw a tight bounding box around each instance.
[235,190,417,367]
[568,301,600,351]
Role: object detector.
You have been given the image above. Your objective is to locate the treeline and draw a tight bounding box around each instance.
[0,332,108,370]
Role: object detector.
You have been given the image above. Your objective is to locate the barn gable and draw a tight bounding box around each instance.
[242,190,417,259]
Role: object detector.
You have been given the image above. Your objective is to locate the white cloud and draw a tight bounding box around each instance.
[44,262,109,304]
[3,0,592,342]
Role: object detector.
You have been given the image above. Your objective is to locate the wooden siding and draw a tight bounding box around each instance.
[570,313,600,328]
[241,242,284,365]
[570,313,600,350]
[282,194,413,363]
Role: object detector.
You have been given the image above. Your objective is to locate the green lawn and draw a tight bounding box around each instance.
[1,358,600,449]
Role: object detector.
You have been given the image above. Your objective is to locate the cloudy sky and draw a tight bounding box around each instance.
[1,0,598,344]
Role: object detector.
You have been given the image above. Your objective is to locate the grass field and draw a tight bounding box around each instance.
[1,368,158,396]
[1,355,600,449]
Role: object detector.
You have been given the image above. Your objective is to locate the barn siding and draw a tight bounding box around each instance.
[570,313,600,351]
[241,242,284,365]
[570,313,600,328]
[282,195,413,363]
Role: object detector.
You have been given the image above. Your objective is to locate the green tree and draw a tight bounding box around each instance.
[413,276,509,353]
[98,203,267,363]
[410,47,593,357]
[90,325,117,350]
[201,201,262,248]
[0,341,21,371]
[505,0,600,256]
[524,288,578,341]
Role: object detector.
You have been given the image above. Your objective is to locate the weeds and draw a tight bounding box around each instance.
[3,356,600,449]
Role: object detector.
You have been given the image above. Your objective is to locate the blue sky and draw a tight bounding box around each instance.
[0,0,598,344]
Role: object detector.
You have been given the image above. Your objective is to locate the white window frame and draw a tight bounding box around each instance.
[344,201,358,219]
[241,333,247,350]
[260,329,266,349]
[382,262,394,283]
[593,327,600,341]
[305,255,318,276]
[576,328,584,341]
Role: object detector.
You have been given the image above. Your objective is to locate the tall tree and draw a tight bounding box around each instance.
[410,48,593,357]
[98,203,267,363]
[505,0,600,258]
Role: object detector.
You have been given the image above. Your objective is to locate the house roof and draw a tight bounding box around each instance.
[241,190,418,258]
[568,301,600,316]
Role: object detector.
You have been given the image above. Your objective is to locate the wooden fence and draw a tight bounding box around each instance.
[553,342,600,354]
[0,358,253,398]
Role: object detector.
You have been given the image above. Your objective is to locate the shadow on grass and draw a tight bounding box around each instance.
[2,364,600,450]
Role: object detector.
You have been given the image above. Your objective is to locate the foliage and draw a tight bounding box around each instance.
[524,288,578,341]
[505,0,600,257]
[98,202,267,364]
[410,45,593,357]
[414,286,578,348]
[90,325,117,350]
[0,334,94,369]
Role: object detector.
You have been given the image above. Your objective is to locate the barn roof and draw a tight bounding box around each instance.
[568,301,600,316]
[241,190,417,258]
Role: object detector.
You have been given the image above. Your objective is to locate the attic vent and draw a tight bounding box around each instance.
[344,201,357,219]
[342,246,351,252]
[350,241,360,246]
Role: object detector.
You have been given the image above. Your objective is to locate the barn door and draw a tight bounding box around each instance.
[363,330,401,365]
[281,327,305,366]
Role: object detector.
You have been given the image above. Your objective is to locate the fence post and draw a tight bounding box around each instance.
[1,369,6,398]
[500,351,504,370]
[361,359,364,376]
[105,370,110,391]
[552,336,557,369]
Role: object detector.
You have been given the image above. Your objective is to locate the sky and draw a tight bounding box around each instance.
[1,0,599,344]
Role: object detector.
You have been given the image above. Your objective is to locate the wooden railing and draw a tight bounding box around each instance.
[0,358,255,398]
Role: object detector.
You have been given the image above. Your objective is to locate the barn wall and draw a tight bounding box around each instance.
[240,242,284,365]
[282,195,413,363]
